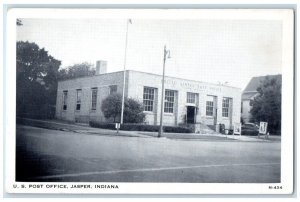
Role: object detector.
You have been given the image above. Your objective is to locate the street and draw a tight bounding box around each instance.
[16,125,281,183]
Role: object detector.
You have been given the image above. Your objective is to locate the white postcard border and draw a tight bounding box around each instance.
[4,8,294,195]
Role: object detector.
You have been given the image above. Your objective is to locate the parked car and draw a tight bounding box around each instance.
[241,123,259,136]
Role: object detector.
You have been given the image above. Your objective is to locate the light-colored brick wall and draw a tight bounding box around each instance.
[127,71,241,129]
[56,70,241,129]
[56,71,126,123]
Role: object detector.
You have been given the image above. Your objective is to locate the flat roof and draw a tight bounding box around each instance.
[58,69,241,90]
[128,70,241,90]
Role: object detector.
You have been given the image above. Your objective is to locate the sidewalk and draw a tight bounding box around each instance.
[135,131,236,141]
[228,134,272,142]
[17,118,278,142]
[233,134,281,142]
[16,117,153,138]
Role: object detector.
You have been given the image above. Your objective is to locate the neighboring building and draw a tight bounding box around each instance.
[241,75,281,123]
[56,61,241,129]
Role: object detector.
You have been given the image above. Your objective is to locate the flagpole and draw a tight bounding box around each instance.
[120,19,131,124]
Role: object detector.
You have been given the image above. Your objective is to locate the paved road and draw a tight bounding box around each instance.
[16,125,281,183]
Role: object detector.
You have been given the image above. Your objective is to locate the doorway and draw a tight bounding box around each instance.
[186,106,196,124]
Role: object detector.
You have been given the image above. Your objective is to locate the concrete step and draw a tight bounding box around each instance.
[180,122,221,135]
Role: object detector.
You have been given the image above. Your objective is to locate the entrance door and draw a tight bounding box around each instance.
[187,106,196,124]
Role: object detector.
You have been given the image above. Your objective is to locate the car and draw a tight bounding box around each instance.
[241,123,259,136]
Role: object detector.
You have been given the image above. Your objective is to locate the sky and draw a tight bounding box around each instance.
[16,18,282,90]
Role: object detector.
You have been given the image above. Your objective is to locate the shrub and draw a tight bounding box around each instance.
[89,121,192,133]
[89,121,116,130]
[123,98,146,123]
[101,93,145,123]
[101,93,122,122]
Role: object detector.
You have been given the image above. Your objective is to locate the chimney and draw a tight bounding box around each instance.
[96,60,107,75]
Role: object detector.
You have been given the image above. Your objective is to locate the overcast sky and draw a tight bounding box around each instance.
[17,18,282,90]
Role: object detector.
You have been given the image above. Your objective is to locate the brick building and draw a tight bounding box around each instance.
[56,62,241,129]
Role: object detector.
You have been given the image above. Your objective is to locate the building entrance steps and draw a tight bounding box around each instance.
[198,123,221,135]
[181,122,221,135]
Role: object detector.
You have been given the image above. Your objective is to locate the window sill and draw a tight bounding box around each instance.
[163,113,174,116]
[144,111,155,114]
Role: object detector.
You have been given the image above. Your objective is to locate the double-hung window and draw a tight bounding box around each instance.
[164,90,175,113]
[206,96,214,116]
[187,92,197,104]
[91,88,97,110]
[63,91,68,110]
[76,89,82,110]
[143,87,155,112]
[222,97,230,117]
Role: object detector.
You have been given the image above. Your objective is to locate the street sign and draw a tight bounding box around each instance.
[115,123,120,129]
[115,123,121,134]
[233,123,241,135]
[259,122,268,134]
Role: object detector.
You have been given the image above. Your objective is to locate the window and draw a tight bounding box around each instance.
[143,87,155,112]
[206,95,214,116]
[249,99,254,106]
[91,88,97,110]
[164,90,175,113]
[241,102,243,113]
[76,89,82,110]
[187,92,197,104]
[109,85,117,94]
[206,101,214,116]
[63,91,68,110]
[222,97,230,117]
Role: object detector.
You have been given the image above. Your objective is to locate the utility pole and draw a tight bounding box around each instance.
[158,45,171,137]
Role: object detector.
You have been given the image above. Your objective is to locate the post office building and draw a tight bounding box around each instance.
[56,65,241,130]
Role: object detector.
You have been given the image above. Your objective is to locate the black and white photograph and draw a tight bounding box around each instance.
[4,8,294,195]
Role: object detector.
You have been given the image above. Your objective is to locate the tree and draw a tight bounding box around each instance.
[58,62,95,80]
[101,93,145,123]
[101,93,122,122]
[250,75,282,135]
[17,41,61,118]
[123,98,146,123]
